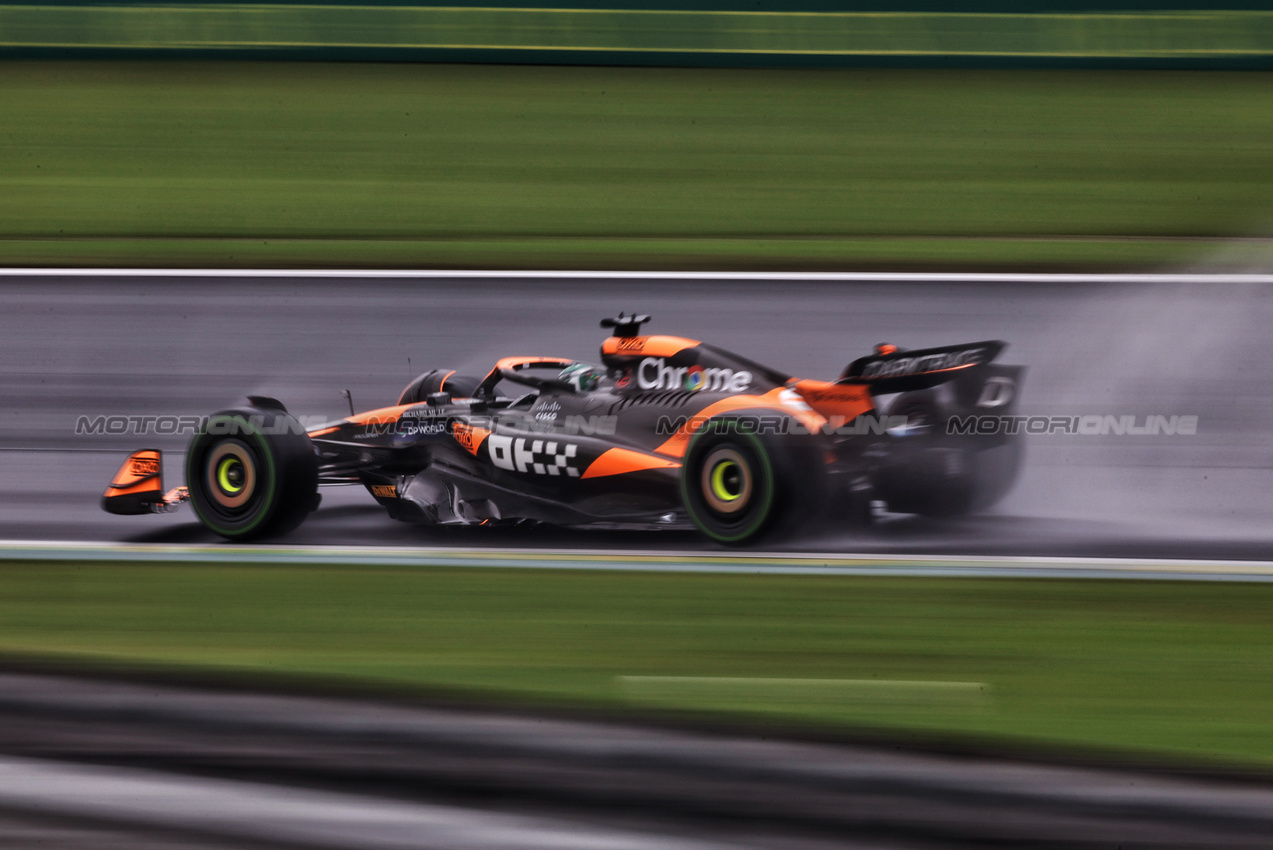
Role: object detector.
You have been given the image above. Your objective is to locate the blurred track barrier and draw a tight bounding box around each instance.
[1,5,1273,66]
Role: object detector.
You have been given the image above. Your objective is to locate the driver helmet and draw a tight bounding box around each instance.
[559,362,604,392]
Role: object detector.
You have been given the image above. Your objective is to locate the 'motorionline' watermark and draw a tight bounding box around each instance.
[73,411,1200,439]
[947,414,1198,437]
[75,414,330,437]
[653,414,909,437]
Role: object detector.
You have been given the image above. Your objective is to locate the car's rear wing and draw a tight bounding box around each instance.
[839,340,1006,395]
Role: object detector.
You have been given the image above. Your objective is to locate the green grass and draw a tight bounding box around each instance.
[5,560,1273,767]
[9,5,1273,61]
[3,63,1273,268]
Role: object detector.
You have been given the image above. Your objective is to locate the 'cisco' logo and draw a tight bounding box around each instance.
[636,358,751,393]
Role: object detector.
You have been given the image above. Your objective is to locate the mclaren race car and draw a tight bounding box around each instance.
[103,314,1025,545]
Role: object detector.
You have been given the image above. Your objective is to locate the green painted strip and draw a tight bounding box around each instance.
[0,5,1271,61]
[619,675,992,709]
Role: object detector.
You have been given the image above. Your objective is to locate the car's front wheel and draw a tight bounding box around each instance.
[185,406,318,540]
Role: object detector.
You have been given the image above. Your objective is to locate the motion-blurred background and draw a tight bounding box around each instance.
[3,0,1273,269]
[3,3,1273,848]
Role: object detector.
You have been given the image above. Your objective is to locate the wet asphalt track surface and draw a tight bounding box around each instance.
[2,272,1272,558]
[4,273,1273,847]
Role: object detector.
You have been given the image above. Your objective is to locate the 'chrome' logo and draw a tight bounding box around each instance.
[637,358,751,393]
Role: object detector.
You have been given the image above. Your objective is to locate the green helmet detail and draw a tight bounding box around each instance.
[559,363,603,392]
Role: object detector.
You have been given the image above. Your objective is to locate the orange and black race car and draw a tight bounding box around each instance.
[103,314,1025,545]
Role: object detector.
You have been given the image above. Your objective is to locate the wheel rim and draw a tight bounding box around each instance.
[216,457,244,494]
[205,441,258,511]
[701,447,752,514]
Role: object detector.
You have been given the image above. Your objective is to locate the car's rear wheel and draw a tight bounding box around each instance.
[681,415,821,545]
[879,391,1022,516]
[186,406,318,540]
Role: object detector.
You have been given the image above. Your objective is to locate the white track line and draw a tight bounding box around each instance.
[3,540,1273,581]
[2,269,1273,283]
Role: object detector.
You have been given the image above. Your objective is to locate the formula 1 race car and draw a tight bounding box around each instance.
[103,314,1025,545]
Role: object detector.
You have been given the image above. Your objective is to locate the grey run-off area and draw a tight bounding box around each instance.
[2,271,1271,559]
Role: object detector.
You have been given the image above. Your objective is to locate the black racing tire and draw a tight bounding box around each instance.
[881,391,1022,517]
[880,392,971,517]
[185,407,318,540]
[398,369,482,405]
[680,415,823,546]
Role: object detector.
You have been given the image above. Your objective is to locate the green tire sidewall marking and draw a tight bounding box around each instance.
[187,415,279,537]
[681,424,775,544]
